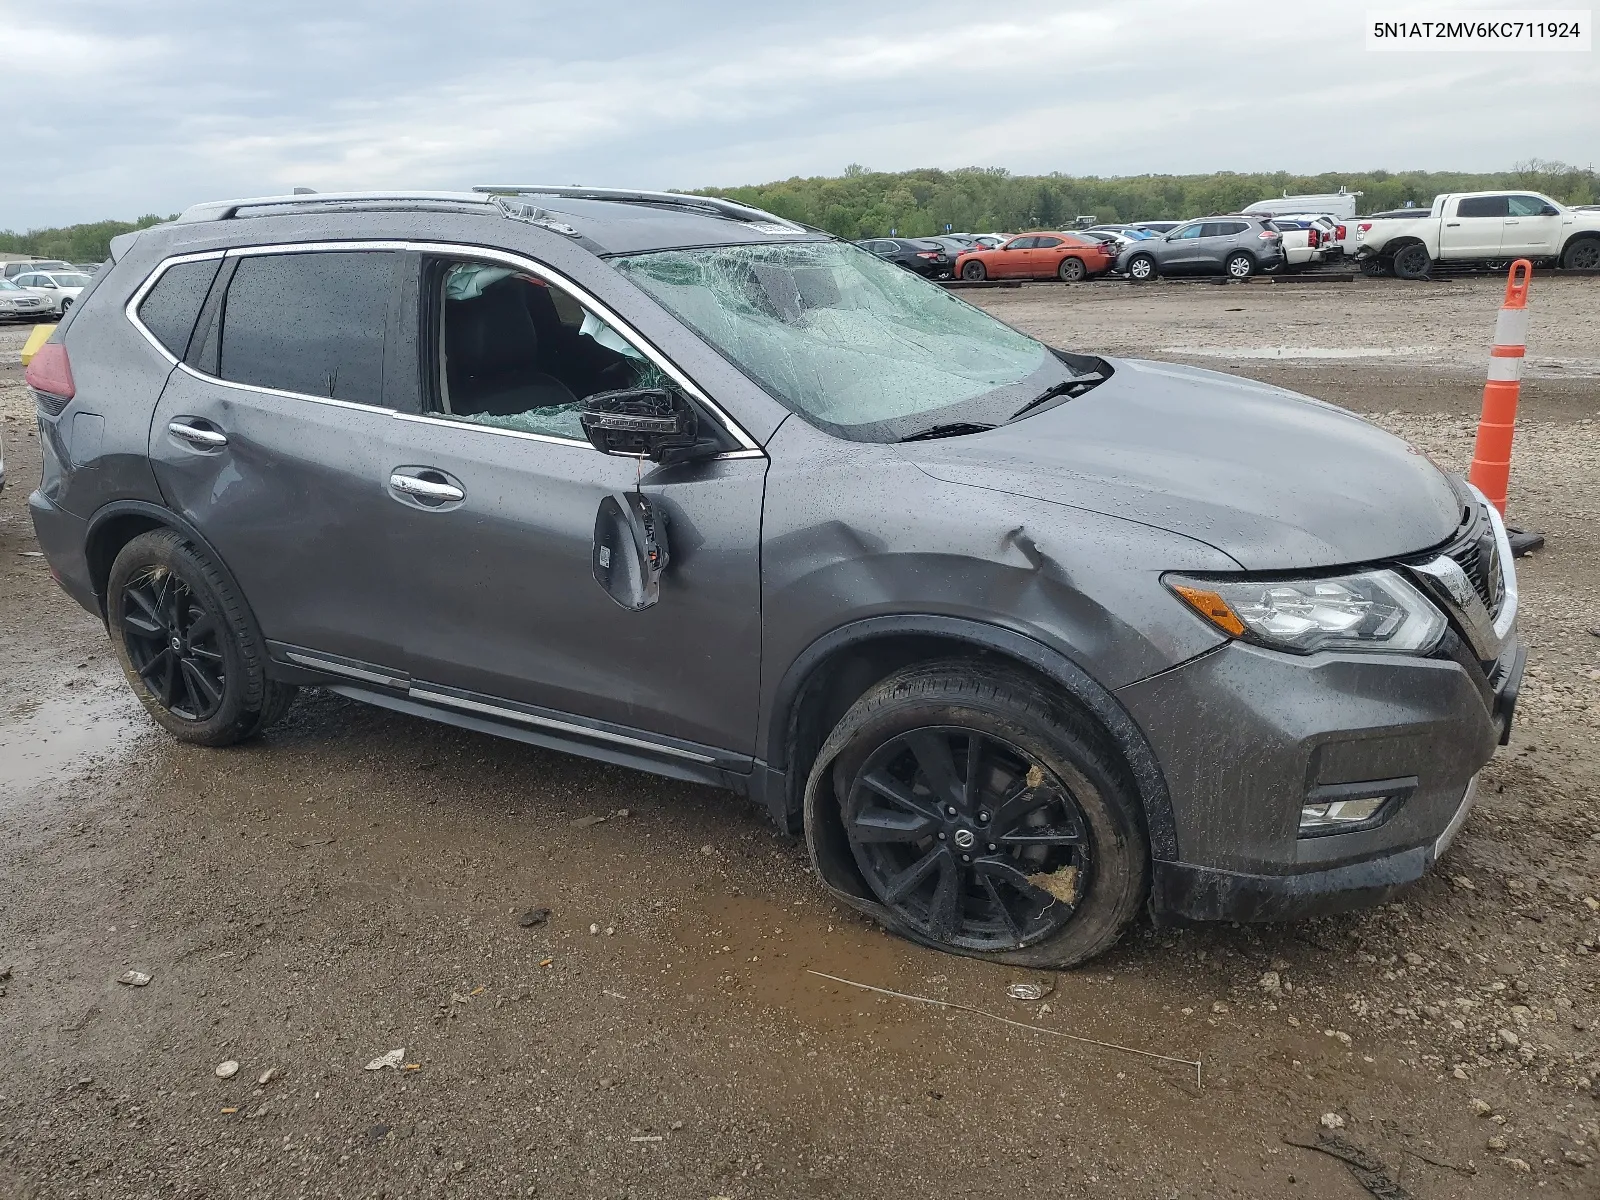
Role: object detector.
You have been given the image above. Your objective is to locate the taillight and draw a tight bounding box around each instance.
[24,341,74,401]
[1358,222,1373,234]
[916,251,938,259]
[1258,230,1279,240]
[1334,224,1346,240]
[1308,228,1320,247]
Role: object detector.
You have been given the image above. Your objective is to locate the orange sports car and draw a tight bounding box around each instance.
[952,232,1114,283]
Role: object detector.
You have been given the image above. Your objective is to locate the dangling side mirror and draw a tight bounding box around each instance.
[579,388,714,464]
[592,491,668,611]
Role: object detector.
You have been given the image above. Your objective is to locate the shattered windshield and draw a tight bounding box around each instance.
[611,241,1081,441]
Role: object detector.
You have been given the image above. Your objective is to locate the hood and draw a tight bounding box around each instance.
[897,358,1462,570]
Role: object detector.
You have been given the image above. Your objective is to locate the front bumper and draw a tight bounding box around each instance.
[1120,625,1521,923]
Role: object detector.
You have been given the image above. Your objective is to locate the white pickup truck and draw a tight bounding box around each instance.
[1352,191,1600,278]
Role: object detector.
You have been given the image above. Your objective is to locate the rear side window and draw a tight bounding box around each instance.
[1456,196,1510,218]
[1035,236,1062,248]
[218,251,397,405]
[137,259,221,359]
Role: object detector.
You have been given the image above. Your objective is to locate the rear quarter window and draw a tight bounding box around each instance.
[217,251,397,405]
[136,259,222,358]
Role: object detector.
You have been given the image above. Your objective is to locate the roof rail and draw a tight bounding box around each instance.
[174,191,499,224]
[471,185,806,231]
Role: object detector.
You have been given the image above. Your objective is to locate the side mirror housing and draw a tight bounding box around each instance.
[579,388,708,463]
[1541,204,1561,216]
[592,492,668,611]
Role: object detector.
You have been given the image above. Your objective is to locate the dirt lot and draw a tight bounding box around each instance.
[1,275,1597,1199]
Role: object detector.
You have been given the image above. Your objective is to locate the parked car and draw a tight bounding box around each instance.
[1352,191,1600,278]
[1119,217,1285,280]
[26,186,1522,968]
[954,232,1115,282]
[1129,221,1182,235]
[971,234,1009,249]
[3,259,71,280]
[924,235,979,260]
[12,270,91,314]
[0,277,52,322]
[856,237,953,277]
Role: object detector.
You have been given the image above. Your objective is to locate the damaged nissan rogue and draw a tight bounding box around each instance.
[26,186,1523,967]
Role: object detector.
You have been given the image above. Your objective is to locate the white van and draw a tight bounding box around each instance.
[1242,190,1361,222]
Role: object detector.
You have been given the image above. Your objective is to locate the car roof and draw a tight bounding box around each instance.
[150,186,828,259]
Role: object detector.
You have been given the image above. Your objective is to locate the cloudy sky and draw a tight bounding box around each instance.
[3,0,1595,230]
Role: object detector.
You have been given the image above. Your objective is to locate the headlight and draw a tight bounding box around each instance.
[1165,569,1446,655]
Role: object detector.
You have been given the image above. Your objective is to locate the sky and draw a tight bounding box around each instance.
[2,0,1596,230]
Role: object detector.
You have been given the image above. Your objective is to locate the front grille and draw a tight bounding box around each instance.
[1444,510,1506,618]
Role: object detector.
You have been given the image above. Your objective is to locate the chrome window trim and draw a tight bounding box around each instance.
[408,686,716,763]
[123,249,229,367]
[172,361,395,415]
[122,239,764,455]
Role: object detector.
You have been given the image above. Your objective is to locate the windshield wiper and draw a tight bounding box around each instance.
[898,422,996,442]
[1008,374,1106,422]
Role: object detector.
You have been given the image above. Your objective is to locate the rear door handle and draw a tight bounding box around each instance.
[388,471,465,504]
[167,419,228,449]
[1445,222,1461,227]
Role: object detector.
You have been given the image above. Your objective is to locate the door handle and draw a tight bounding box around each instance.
[1445,222,1460,227]
[167,420,228,449]
[389,472,464,503]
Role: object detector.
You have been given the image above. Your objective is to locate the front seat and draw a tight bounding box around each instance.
[445,282,579,416]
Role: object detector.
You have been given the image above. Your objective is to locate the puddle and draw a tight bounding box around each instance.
[0,674,148,803]
[1159,345,1440,359]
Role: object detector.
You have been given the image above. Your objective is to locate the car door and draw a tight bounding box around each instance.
[1160,223,1205,271]
[147,246,417,676]
[994,237,1034,277]
[16,273,55,309]
[377,250,767,759]
[1441,196,1508,257]
[1501,194,1563,258]
[1029,235,1063,276]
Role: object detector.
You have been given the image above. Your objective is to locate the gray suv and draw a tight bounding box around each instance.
[25,187,1522,967]
[1118,216,1285,280]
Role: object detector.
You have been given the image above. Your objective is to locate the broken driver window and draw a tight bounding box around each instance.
[429,259,666,441]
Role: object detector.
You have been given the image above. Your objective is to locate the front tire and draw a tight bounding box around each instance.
[1391,243,1433,280]
[1225,252,1255,279]
[1561,237,1600,270]
[1126,253,1156,282]
[107,529,296,745]
[1057,256,1087,283]
[818,662,1148,968]
[960,260,987,281]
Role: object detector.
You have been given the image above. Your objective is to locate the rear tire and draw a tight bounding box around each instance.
[1225,252,1255,279]
[1057,256,1087,283]
[1126,253,1156,282]
[1560,237,1600,270]
[815,662,1148,968]
[107,529,296,746]
[1391,243,1433,280]
[960,260,987,281]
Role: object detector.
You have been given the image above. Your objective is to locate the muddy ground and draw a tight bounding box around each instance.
[0,275,1596,1199]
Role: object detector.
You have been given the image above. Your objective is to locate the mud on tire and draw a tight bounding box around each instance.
[805,661,1149,968]
[106,529,296,746]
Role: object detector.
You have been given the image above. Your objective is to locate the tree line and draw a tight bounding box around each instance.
[0,214,173,265]
[695,160,1598,239]
[4,161,1595,258]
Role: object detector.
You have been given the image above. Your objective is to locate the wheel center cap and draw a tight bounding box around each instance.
[952,828,975,850]
[170,636,183,653]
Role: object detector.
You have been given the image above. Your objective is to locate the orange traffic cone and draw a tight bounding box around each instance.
[1468,260,1543,555]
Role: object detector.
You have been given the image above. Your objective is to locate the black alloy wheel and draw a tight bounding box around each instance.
[843,726,1093,951]
[120,568,227,721]
[106,528,296,745]
[1561,238,1600,270]
[1391,243,1432,279]
[1058,256,1087,283]
[961,260,987,280]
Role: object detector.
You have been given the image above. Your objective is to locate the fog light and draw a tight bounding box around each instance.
[1300,796,1386,829]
